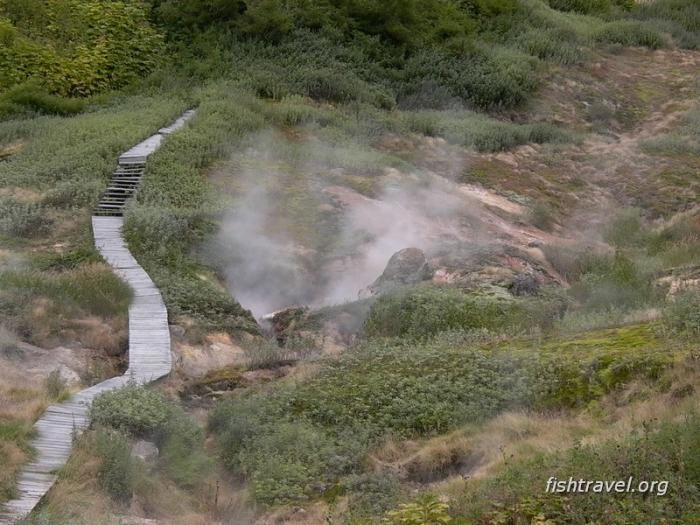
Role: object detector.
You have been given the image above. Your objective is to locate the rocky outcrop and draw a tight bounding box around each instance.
[367,248,433,295]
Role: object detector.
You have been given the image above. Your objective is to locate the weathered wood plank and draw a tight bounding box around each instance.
[0,109,195,524]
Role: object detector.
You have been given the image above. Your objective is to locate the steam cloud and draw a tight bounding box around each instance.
[208,133,478,318]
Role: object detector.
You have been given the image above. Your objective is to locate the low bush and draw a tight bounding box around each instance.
[386,493,452,525]
[398,110,571,152]
[400,45,540,110]
[641,134,698,157]
[0,198,51,238]
[604,207,647,247]
[594,20,665,49]
[626,0,700,50]
[363,286,564,340]
[158,412,212,489]
[45,370,68,401]
[641,108,700,157]
[243,339,297,370]
[42,179,105,209]
[211,323,675,506]
[664,291,700,337]
[343,472,402,520]
[90,385,211,489]
[32,245,101,272]
[150,267,259,336]
[94,428,135,502]
[90,385,172,437]
[548,0,631,14]
[529,201,556,231]
[455,415,700,523]
[646,215,700,268]
[0,83,86,117]
[568,251,660,311]
[514,27,584,65]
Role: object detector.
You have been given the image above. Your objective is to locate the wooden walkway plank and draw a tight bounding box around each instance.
[0,109,195,524]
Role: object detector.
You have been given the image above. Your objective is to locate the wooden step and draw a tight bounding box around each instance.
[1,109,195,523]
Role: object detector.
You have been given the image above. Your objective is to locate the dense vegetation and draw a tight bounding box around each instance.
[2,0,698,116]
[1,0,700,523]
[0,0,162,103]
[210,323,683,509]
[456,414,700,523]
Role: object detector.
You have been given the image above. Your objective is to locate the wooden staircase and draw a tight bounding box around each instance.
[93,108,196,217]
[0,109,194,524]
[94,162,146,216]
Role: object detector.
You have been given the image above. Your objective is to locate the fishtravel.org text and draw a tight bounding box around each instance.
[545,477,668,496]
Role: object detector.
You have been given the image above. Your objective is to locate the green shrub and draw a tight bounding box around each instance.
[243,339,297,370]
[150,267,259,336]
[158,411,212,489]
[641,108,700,157]
[363,286,562,340]
[399,109,571,152]
[603,207,647,247]
[95,428,135,502]
[646,216,700,268]
[211,324,673,507]
[664,291,700,337]
[529,201,556,231]
[626,0,700,50]
[594,20,665,49]
[32,245,101,272]
[211,400,364,506]
[42,179,104,208]
[0,0,164,96]
[515,28,584,65]
[548,0,618,15]
[456,415,700,523]
[0,198,51,238]
[245,422,345,506]
[344,472,402,520]
[45,370,68,401]
[156,0,475,49]
[123,205,195,260]
[400,45,539,110]
[386,494,452,525]
[90,385,211,489]
[0,82,86,117]
[90,385,172,437]
[568,251,660,311]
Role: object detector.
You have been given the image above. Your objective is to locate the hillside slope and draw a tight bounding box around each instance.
[1,0,699,524]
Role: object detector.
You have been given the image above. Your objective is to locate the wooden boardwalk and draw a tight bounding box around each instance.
[0,110,194,524]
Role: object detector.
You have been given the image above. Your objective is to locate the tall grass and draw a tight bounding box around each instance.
[398,109,572,152]
[0,95,187,205]
[626,0,700,49]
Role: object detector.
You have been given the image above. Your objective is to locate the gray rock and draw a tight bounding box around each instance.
[131,440,159,464]
[509,273,540,296]
[369,247,433,295]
